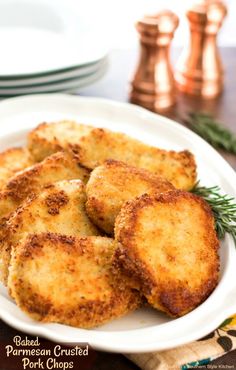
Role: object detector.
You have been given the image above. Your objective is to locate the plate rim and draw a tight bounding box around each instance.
[0,57,108,87]
[0,66,108,96]
[0,58,107,80]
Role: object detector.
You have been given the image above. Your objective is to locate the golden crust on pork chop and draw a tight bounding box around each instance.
[27,122,197,190]
[114,190,219,317]
[8,233,141,328]
[27,120,93,162]
[86,160,174,234]
[0,180,99,284]
[0,151,89,221]
[73,128,197,190]
[0,147,34,189]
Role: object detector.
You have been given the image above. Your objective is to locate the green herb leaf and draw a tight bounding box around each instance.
[219,318,233,328]
[186,112,236,154]
[191,181,236,247]
[217,336,233,351]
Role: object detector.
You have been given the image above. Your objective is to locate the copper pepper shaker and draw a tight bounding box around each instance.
[175,0,227,98]
[130,11,179,112]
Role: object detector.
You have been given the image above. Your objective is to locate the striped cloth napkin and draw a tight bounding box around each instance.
[127,315,236,370]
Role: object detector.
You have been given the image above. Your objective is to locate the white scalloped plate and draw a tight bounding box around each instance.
[0,57,108,88]
[0,0,108,77]
[0,62,108,97]
[0,94,236,353]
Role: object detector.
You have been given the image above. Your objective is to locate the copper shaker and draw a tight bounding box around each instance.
[130,11,179,112]
[175,0,227,98]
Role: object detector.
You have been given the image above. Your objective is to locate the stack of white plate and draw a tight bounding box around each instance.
[0,0,109,97]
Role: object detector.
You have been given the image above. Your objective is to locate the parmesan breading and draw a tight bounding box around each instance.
[0,151,90,221]
[114,190,219,317]
[0,180,99,284]
[27,121,197,190]
[0,147,34,189]
[86,160,174,234]
[8,233,141,328]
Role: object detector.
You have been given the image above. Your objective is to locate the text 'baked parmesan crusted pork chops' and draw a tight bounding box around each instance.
[27,120,197,190]
[8,233,141,328]
[114,190,219,317]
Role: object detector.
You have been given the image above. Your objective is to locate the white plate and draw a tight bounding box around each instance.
[0,0,108,77]
[0,94,236,353]
[0,58,108,88]
[0,64,108,96]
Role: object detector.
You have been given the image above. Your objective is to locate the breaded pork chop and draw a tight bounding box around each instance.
[114,190,219,317]
[28,120,93,162]
[86,160,174,234]
[8,233,141,328]
[0,147,34,189]
[77,128,196,190]
[27,122,197,190]
[0,180,99,284]
[0,151,90,221]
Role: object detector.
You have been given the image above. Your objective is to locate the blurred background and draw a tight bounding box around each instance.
[0,0,234,97]
[74,0,236,48]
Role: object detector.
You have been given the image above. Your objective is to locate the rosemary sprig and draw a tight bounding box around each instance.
[191,181,236,246]
[186,112,236,154]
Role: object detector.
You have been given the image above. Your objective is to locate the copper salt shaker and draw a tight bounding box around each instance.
[130,11,179,112]
[175,0,227,98]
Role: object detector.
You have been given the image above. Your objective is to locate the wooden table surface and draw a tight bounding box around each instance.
[0,48,236,370]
